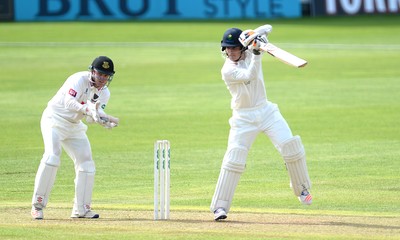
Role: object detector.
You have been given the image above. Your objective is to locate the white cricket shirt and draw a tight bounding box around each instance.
[221,51,267,110]
[47,71,110,123]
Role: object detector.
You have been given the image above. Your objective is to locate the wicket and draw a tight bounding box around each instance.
[154,140,170,220]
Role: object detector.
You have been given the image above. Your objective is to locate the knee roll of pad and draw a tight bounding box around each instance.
[221,146,248,173]
[281,136,305,162]
[43,154,61,167]
[77,161,96,173]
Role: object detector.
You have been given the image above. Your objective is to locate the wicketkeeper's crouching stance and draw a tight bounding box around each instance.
[31,56,119,220]
[210,26,312,221]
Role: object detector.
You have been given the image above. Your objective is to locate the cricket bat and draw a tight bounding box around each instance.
[259,42,307,68]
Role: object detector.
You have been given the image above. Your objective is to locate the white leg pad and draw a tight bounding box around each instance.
[210,146,248,213]
[73,161,95,216]
[281,136,311,196]
[32,154,60,209]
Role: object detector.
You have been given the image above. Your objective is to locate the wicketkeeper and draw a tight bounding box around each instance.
[210,26,312,221]
[31,56,119,219]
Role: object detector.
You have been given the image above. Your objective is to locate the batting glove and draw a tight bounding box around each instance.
[248,38,261,51]
[239,29,260,48]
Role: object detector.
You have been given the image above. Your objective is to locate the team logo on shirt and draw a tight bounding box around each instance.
[68,88,77,97]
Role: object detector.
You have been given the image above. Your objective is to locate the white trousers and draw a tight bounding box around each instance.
[228,101,293,152]
[41,108,93,173]
[32,108,94,209]
[210,101,293,213]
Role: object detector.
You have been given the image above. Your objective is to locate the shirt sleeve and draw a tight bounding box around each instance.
[63,75,87,113]
[98,89,110,110]
[222,53,262,84]
[64,95,86,113]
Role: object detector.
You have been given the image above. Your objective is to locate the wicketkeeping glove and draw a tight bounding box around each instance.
[82,101,101,122]
[99,114,119,129]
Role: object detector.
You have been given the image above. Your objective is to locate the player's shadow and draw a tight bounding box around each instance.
[60,218,400,231]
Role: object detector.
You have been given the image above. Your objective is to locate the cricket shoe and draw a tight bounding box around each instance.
[71,205,99,219]
[298,189,312,205]
[31,207,43,220]
[214,208,227,221]
[71,210,99,218]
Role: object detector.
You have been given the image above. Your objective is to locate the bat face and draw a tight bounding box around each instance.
[260,43,307,68]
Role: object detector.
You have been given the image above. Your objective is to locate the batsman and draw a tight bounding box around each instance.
[31,56,119,219]
[210,26,312,221]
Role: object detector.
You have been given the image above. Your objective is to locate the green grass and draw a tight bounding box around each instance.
[1,15,399,239]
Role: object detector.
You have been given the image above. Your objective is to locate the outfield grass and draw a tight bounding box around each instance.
[0,15,399,239]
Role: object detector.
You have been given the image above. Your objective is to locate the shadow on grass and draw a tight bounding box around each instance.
[40,217,400,231]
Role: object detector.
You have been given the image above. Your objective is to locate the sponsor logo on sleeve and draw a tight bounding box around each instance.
[69,88,77,97]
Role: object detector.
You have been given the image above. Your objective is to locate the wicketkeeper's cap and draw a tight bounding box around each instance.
[90,56,115,76]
